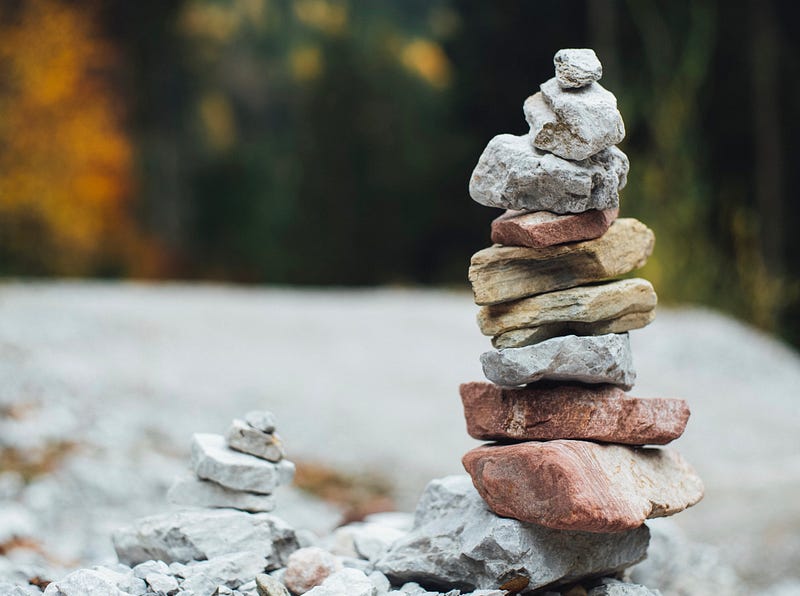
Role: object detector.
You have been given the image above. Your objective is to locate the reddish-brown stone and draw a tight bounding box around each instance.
[462,440,704,533]
[459,382,688,445]
[491,208,618,248]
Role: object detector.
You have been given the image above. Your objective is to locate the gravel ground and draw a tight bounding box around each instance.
[0,281,798,590]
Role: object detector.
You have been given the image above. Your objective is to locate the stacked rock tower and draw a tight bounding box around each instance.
[167,411,294,513]
[461,49,704,534]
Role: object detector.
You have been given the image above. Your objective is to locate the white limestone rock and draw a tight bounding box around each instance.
[588,578,661,595]
[554,48,602,89]
[303,568,377,596]
[112,509,298,567]
[42,568,129,596]
[469,134,628,213]
[480,333,635,389]
[245,411,277,434]
[525,79,625,161]
[179,552,268,594]
[168,475,276,513]
[145,571,179,594]
[191,434,294,494]
[375,475,650,593]
[226,419,285,463]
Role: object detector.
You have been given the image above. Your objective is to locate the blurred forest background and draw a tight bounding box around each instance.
[1,0,799,345]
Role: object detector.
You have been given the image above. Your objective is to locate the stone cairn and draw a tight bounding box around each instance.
[461,48,702,577]
[167,411,294,513]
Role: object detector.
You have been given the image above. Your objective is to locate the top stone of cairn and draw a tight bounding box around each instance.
[554,48,602,89]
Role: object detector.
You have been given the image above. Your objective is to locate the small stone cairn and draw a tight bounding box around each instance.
[167,411,294,513]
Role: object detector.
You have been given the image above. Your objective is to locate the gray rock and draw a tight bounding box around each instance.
[480,333,635,389]
[629,519,741,596]
[42,569,128,596]
[329,522,406,563]
[167,475,277,512]
[469,134,628,213]
[179,552,267,595]
[226,419,285,463]
[255,573,290,596]
[145,572,180,594]
[362,513,414,532]
[244,411,277,434]
[588,578,661,595]
[133,560,171,579]
[526,79,624,161]
[0,583,42,596]
[554,48,603,88]
[368,571,391,594]
[191,434,295,494]
[304,568,377,596]
[376,476,649,593]
[112,509,298,567]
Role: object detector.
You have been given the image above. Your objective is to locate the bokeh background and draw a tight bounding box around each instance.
[1,0,799,344]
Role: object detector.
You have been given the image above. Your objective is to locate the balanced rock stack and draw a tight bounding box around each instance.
[167,410,294,513]
[463,50,705,537]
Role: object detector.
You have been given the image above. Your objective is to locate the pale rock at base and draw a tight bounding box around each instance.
[375,475,650,593]
[283,547,343,594]
[168,475,276,512]
[112,509,298,567]
[192,434,294,494]
[178,552,268,594]
[526,79,624,161]
[255,573,290,596]
[226,419,285,463]
[480,333,636,389]
[303,568,377,596]
[477,278,657,338]
[469,134,628,213]
[588,578,661,595]
[554,48,603,89]
[469,218,654,306]
[42,568,129,596]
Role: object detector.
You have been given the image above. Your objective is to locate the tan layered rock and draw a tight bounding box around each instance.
[459,382,689,445]
[462,440,704,533]
[477,278,657,345]
[469,218,654,306]
[493,311,655,348]
[491,208,618,248]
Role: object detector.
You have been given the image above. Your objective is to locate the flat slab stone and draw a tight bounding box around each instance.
[525,79,624,161]
[226,418,285,462]
[554,48,603,89]
[112,509,298,567]
[167,475,277,512]
[192,433,295,494]
[375,475,650,593]
[463,441,704,533]
[480,333,635,389]
[491,208,617,248]
[477,278,657,342]
[469,134,628,213]
[459,381,689,445]
[493,311,655,349]
[469,218,654,306]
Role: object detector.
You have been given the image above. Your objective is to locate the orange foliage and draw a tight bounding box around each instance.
[0,0,138,274]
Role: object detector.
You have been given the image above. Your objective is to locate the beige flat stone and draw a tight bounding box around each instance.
[493,310,655,348]
[463,440,704,533]
[477,278,657,340]
[469,218,654,306]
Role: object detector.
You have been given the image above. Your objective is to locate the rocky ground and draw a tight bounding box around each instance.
[0,282,799,593]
